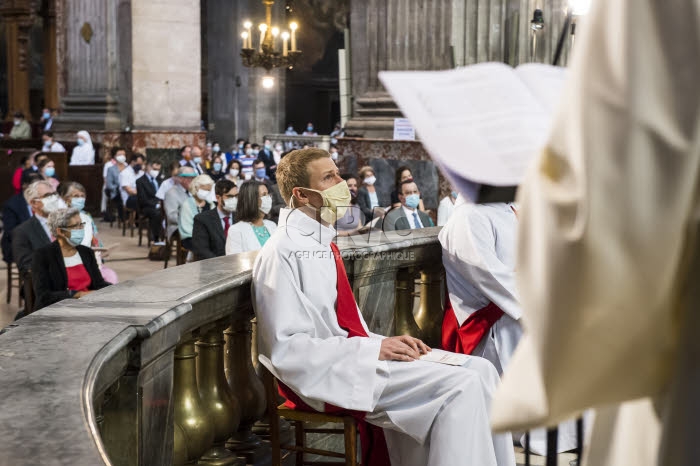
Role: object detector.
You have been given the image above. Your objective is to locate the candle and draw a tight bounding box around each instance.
[281,31,289,56]
[241,31,249,49]
[271,27,279,52]
[243,20,252,48]
[290,22,298,52]
[258,23,267,52]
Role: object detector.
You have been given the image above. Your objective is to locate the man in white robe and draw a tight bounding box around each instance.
[491,1,700,465]
[253,148,516,466]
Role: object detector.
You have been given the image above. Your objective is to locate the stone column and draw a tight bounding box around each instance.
[54,0,125,131]
[131,0,201,130]
[0,0,35,120]
[516,0,571,65]
[346,0,453,138]
[451,0,509,66]
[42,0,59,110]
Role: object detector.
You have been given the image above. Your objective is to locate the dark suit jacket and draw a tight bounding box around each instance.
[32,242,111,311]
[357,186,389,223]
[12,216,52,274]
[2,194,32,263]
[259,148,276,178]
[191,208,232,260]
[136,174,160,211]
[382,206,434,232]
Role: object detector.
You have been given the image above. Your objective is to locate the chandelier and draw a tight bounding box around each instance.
[240,0,301,73]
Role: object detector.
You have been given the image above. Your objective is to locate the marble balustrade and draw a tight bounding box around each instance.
[0,228,445,465]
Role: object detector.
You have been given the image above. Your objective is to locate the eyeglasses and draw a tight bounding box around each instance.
[62,222,86,230]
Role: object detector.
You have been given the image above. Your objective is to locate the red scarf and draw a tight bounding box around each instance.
[441,293,504,354]
[277,242,390,466]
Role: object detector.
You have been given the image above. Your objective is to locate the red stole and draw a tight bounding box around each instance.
[441,293,505,354]
[277,242,390,466]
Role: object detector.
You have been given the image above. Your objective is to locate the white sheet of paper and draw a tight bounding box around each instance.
[379,63,567,186]
[419,349,469,366]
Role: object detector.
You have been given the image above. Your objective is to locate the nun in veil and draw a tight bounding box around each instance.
[70,130,95,165]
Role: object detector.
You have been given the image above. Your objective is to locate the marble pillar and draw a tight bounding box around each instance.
[0,0,35,120]
[131,0,201,130]
[451,0,509,66]
[54,0,125,131]
[346,0,453,138]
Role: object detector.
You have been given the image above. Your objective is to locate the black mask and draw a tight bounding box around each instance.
[133,164,142,172]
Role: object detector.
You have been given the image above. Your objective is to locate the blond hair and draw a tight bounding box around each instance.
[276,148,330,202]
[358,166,375,180]
[189,174,214,195]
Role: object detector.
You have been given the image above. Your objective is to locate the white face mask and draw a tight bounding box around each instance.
[197,189,211,200]
[223,197,238,212]
[275,145,283,152]
[116,155,127,164]
[229,168,240,177]
[364,175,376,186]
[260,195,273,214]
[330,151,338,161]
[41,194,61,214]
[13,119,20,126]
[301,180,352,225]
[149,169,160,179]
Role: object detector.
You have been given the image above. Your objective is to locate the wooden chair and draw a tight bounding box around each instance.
[136,207,151,247]
[122,207,137,237]
[263,368,359,466]
[163,231,187,268]
[6,263,22,305]
[21,271,34,315]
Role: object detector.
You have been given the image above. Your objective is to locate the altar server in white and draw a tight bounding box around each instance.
[491,1,700,466]
[253,148,515,466]
[440,197,581,455]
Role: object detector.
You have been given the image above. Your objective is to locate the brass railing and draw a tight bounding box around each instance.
[0,228,445,465]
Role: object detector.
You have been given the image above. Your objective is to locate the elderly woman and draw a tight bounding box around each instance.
[225,180,276,255]
[179,174,214,250]
[58,181,119,283]
[70,130,95,165]
[31,208,111,311]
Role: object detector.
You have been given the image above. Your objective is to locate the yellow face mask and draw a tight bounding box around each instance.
[296,180,352,225]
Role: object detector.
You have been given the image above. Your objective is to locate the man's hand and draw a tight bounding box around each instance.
[379,335,431,362]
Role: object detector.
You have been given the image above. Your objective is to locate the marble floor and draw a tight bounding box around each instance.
[0,218,164,328]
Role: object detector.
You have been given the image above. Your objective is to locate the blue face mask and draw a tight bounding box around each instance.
[193,157,202,165]
[71,197,86,211]
[43,112,51,120]
[44,167,56,178]
[76,139,85,146]
[451,191,458,199]
[255,168,266,179]
[213,163,222,172]
[405,194,421,209]
[64,228,85,247]
[307,126,314,132]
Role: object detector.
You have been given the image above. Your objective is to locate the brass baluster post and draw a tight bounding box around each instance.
[197,328,245,465]
[394,267,423,338]
[224,319,269,463]
[414,263,445,347]
[173,340,216,464]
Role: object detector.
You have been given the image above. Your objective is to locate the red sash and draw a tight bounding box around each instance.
[277,242,390,466]
[441,293,505,354]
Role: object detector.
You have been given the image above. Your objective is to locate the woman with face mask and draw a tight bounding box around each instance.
[335,174,365,237]
[38,158,60,190]
[356,165,386,223]
[69,130,95,166]
[179,174,215,251]
[31,208,112,311]
[225,180,277,255]
[225,160,243,186]
[58,182,119,284]
[208,155,225,182]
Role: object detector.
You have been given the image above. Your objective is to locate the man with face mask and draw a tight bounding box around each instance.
[190,146,206,175]
[105,147,128,222]
[191,179,238,260]
[258,139,276,178]
[253,148,514,466]
[40,108,54,131]
[120,154,145,210]
[136,160,164,243]
[12,180,60,275]
[302,122,317,136]
[164,167,196,239]
[9,111,31,140]
[382,180,434,231]
[41,131,66,153]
